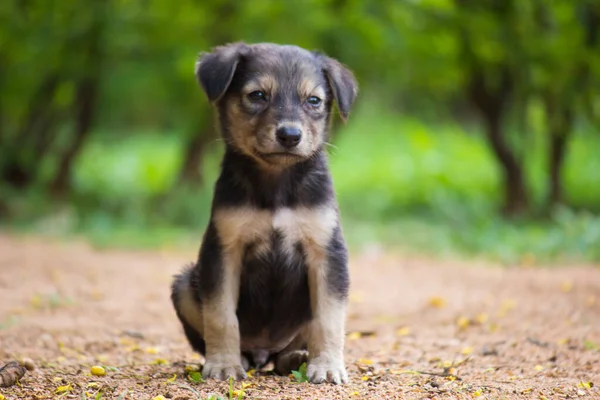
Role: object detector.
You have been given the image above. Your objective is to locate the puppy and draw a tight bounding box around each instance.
[170,42,358,385]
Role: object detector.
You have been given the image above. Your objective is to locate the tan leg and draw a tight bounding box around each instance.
[305,254,348,384]
[202,253,246,380]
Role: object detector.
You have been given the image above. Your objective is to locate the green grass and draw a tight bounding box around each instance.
[3,101,600,264]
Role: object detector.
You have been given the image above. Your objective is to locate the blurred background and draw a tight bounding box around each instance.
[1,0,599,264]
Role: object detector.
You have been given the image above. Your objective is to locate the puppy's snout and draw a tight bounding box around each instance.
[276,126,302,148]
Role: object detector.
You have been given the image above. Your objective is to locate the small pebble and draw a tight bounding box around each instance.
[20,358,35,371]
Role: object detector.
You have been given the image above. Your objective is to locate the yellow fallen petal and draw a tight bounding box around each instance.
[231,389,244,397]
[396,327,411,336]
[349,292,363,303]
[246,369,255,378]
[90,366,106,376]
[351,391,359,396]
[242,382,256,389]
[427,296,446,308]
[461,346,473,355]
[577,381,593,389]
[475,313,488,324]
[185,364,200,372]
[145,347,160,354]
[0,394,5,400]
[390,369,419,375]
[87,383,100,388]
[166,374,177,384]
[360,375,369,381]
[561,280,573,293]
[534,364,544,372]
[55,384,72,394]
[153,396,167,400]
[473,389,482,397]
[96,355,108,363]
[358,358,373,365]
[152,358,168,365]
[347,332,362,340]
[456,316,470,330]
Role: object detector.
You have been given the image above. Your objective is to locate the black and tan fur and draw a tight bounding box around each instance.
[170,42,358,385]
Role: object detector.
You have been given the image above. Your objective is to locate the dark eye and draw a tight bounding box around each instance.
[307,96,322,106]
[248,90,266,102]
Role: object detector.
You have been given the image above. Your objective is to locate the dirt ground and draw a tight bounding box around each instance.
[0,233,599,400]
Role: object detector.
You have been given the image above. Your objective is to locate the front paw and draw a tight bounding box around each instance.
[203,357,247,381]
[307,356,348,385]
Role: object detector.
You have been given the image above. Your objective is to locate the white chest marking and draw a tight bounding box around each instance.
[213,207,338,255]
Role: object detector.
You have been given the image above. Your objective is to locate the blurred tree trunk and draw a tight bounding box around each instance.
[468,69,528,216]
[541,1,599,209]
[50,2,105,196]
[177,126,210,185]
[51,76,99,195]
[176,2,237,186]
[544,96,573,208]
[1,74,61,189]
[456,0,529,216]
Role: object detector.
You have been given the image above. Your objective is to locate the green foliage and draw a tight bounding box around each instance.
[1,0,599,262]
[291,363,309,383]
[187,371,203,384]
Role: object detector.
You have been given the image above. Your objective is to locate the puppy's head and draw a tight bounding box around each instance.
[195,42,358,168]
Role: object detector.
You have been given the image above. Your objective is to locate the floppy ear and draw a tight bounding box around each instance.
[195,42,246,102]
[321,56,358,121]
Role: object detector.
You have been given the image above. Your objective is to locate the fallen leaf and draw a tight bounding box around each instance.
[145,347,160,354]
[358,358,373,365]
[351,391,359,396]
[390,369,420,375]
[187,371,203,383]
[347,331,375,340]
[360,375,370,381]
[242,382,255,389]
[166,374,177,384]
[577,381,593,389]
[584,339,600,351]
[55,384,72,394]
[396,327,411,336]
[456,316,470,330]
[461,346,473,355]
[152,396,167,400]
[561,280,573,293]
[231,389,244,397]
[0,393,4,400]
[349,292,363,303]
[475,313,488,324]
[473,389,482,397]
[246,369,255,378]
[427,296,446,308]
[534,365,544,372]
[152,358,168,365]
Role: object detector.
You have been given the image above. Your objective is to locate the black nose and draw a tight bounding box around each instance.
[276,126,302,148]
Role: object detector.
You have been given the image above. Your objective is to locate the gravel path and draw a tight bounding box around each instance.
[0,233,599,399]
